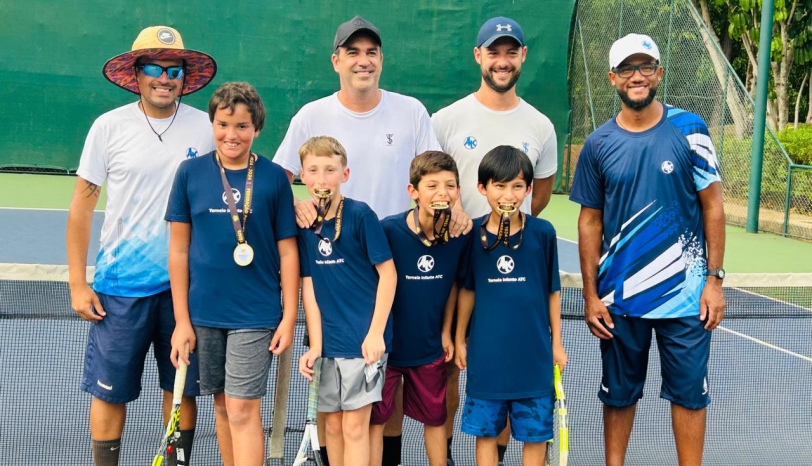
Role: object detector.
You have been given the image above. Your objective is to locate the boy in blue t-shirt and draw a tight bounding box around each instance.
[296,136,397,466]
[455,145,566,466]
[370,151,470,466]
[166,82,300,465]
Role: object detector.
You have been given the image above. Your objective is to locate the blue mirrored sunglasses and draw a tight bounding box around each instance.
[136,63,185,80]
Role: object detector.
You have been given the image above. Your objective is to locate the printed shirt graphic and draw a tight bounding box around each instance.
[297,199,393,358]
[165,154,298,329]
[569,106,721,319]
[381,212,471,367]
[463,215,560,400]
[77,102,214,297]
[272,90,440,218]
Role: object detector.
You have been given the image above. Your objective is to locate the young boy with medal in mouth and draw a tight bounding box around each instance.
[296,136,397,466]
[455,145,566,466]
[369,151,472,466]
[166,82,300,466]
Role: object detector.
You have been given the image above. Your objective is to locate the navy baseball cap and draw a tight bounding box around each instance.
[477,17,524,47]
[334,15,382,50]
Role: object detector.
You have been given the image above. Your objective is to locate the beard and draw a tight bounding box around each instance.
[617,84,658,110]
[482,67,521,93]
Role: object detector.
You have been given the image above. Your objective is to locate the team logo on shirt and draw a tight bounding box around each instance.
[496,255,514,274]
[417,255,435,273]
[522,142,529,154]
[222,188,241,204]
[661,160,675,174]
[386,134,394,145]
[318,238,333,257]
[463,136,477,150]
[186,147,199,158]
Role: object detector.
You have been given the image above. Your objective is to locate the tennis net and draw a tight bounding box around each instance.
[1,264,810,465]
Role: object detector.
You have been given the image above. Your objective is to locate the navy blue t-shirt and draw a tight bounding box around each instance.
[381,211,471,367]
[165,152,298,329]
[569,106,721,318]
[464,215,560,400]
[298,198,393,358]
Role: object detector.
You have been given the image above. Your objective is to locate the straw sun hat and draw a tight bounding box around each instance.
[102,26,217,96]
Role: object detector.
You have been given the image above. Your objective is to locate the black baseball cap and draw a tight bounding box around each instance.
[333,15,382,50]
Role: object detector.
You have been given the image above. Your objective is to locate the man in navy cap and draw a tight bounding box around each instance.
[431,16,558,466]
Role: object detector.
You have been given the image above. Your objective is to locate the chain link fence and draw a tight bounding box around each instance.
[566,0,812,240]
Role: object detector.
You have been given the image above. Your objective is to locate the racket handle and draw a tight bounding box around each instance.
[173,343,189,404]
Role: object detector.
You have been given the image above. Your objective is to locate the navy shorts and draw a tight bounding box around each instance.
[80,290,200,403]
[460,395,554,443]
[599,314,711,410]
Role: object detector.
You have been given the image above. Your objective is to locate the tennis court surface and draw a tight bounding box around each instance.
[1,206,811,465]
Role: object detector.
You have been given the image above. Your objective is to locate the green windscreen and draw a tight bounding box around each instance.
[0,1,574,188]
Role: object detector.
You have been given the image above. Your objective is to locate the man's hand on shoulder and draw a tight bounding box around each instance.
[294,198,318,229]
[449,207,473,237]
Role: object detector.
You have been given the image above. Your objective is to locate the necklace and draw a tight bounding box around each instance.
[138,100,180,142]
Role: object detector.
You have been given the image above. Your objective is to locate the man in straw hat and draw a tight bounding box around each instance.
[66,25,217,465]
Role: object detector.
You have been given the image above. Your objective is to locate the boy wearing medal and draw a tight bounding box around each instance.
[297,136,397,466]
[369,151,471,466]
[454,145,566,466]
[166,82,300,466]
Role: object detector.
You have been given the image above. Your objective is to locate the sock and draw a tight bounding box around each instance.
[92,438,121,466]
[382,435,402,466]
[447,436,453,460]
[497,444,507,462]
[320,448,331,466]
[178,429,195,464]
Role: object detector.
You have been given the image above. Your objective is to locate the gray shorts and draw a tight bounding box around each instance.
[319,355,388,412]
[194,326,274,399]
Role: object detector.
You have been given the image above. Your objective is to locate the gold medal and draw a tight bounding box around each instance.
[233,243,255,266]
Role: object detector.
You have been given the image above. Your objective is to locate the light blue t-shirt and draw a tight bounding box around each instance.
[570,106,721,318]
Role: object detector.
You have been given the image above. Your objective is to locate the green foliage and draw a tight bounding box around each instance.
[778,124,812,165]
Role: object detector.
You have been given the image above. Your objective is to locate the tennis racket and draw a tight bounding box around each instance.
[152,344,189,466]
[292,357,324,466]
[546,364,569,466]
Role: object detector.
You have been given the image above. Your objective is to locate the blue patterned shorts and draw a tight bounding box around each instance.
[460,395,554,443]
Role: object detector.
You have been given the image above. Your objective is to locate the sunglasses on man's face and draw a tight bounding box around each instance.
[136,63,185,80]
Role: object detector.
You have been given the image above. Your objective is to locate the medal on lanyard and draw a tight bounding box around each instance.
[217,152,256,266]
[413,202,451,247]
[311,188,344,242]
[480,203,525,251]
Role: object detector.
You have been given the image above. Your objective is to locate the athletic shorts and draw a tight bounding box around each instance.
[80,290,200,403]
[370,355,447,426]
[599,314,712,410]
[460,395,555,443]
[319,355,388,412]
[194,326,274,399]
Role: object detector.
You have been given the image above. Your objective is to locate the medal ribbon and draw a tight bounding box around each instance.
[312,195,344,242]
[216,152,255,246]
[480,205,525,251]
[413,204,451,247]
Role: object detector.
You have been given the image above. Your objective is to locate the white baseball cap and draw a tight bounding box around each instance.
[609,33,660,69]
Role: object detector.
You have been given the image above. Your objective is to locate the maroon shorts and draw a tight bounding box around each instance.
[370,355,447,426]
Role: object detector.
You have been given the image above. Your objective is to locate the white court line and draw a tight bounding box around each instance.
[557,236,578,244]
[718,326,812,363]
[0,207,104,212]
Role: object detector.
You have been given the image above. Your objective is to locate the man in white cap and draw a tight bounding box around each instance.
[570,33,726,466]
[67,25,217,465]
[431,16,558,466]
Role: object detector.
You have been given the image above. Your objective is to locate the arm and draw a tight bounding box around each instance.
[284,169,295,185]
[697,182,726,330]
[441,282,459,362]
[548,290,567,370]
[449,202,473,237]
[578,206,614,339]
[362,259,397,364]
[299,277,322,380]
[271,237,300,354]
[454,287,474,370]
[66,176,104,322]
[168,222,195,367]
[531,175,555,217]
